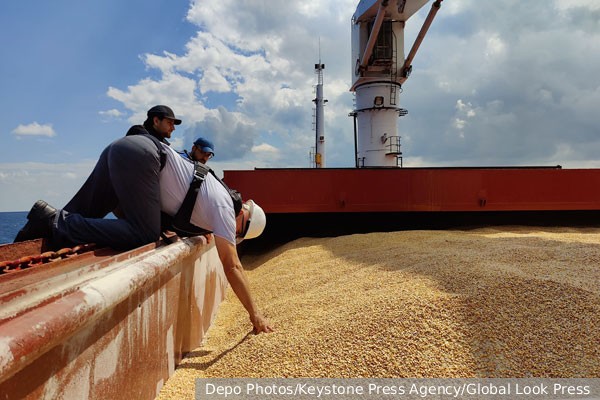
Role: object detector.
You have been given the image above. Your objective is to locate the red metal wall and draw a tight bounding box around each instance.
[0,238,227,400]
[223,167,600,213]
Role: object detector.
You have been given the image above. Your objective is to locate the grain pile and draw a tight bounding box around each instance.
[158,227,600,398]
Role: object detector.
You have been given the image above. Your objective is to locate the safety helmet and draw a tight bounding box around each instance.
[236,200,266,244]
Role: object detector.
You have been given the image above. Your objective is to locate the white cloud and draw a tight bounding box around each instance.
[12,122,56,138]
[5,1,600,214]
[183,106,258,161]
[252,143,279,154]
[104,0,357,169]
[107,73,206,125]
[453,118,466,131]
[200,66,232,94]
[102,0,600,171]
[554,0,600,11]
[441,0,472,16]
[98,109,125,119]
[484,34,506,61]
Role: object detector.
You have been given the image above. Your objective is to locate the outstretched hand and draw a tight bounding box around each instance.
[251,313,274,334]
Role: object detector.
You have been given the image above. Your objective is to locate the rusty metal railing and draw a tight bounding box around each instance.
[0,243,97,275]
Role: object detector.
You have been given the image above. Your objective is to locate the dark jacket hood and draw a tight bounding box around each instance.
[125,125,148,136]
[125,124,170,145]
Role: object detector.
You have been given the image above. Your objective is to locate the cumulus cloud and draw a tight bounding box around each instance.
[12,122,56,138]
[399,0,600,168]
[106,0,355,168]
[183,106,258,161]
[104,0,600,170]
[107,73,207,125]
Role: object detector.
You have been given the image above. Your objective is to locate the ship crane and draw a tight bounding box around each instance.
[350,0,443,168]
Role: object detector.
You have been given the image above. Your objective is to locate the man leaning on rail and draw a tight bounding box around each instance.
[13,105,273,334]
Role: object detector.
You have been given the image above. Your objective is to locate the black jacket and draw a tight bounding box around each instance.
[125,124,170,145]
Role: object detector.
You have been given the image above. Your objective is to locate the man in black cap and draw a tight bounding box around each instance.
[14,105,183,250]
[181,137,215,164]
[126,104,181,143]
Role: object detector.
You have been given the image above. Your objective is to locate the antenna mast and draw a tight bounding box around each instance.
[313,38,327,168]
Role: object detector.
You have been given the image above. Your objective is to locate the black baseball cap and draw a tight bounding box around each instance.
[147,105,182,125]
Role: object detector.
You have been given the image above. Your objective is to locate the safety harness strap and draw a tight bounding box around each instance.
[167,158,244,238]
[170,162,213,237]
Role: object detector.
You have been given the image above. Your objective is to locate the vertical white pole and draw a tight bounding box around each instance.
[314,62,326,168]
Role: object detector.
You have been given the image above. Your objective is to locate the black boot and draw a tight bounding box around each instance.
[14,200,58,243]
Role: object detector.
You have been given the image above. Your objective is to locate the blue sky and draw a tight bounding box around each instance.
[1,0,600,211]
[1,0,195,160]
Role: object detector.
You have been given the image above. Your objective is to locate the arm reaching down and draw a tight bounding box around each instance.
[214,235,274,333]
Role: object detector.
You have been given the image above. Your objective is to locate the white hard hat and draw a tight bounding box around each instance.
[236,200,266,244]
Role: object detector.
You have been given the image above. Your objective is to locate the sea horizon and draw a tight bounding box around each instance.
[0,211,121,246]
[0,211,27,245]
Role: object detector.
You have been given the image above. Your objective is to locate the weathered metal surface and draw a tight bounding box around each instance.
[0,240,46,265]
[0,236,227,400]
[223,167,600,213]
[0,243,97,275]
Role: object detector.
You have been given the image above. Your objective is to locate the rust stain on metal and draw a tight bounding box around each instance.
[0,244,97,275]
[0,235,226,400]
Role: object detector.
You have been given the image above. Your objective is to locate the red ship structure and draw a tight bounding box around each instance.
[224,0,600,245]
[1,2,600,398]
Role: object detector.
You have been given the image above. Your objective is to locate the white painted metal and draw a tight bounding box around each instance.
[353,0,429,26]
[355,82,403,167]
[314,62,326,168]
[351,0,430,167]
[0,238,227,399]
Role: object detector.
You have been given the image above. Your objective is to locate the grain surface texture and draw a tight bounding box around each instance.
[158,227,600,399]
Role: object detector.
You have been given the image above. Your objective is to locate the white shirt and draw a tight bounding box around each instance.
[159,144,236,244]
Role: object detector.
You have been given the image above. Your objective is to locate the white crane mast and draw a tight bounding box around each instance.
[350,0,442,167]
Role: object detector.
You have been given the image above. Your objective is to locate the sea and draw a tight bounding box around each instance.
[0,212,27,245]
[0,212,121,246]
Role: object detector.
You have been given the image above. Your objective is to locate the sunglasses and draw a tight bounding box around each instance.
[237,208,251,240]
[199,150,214,159]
